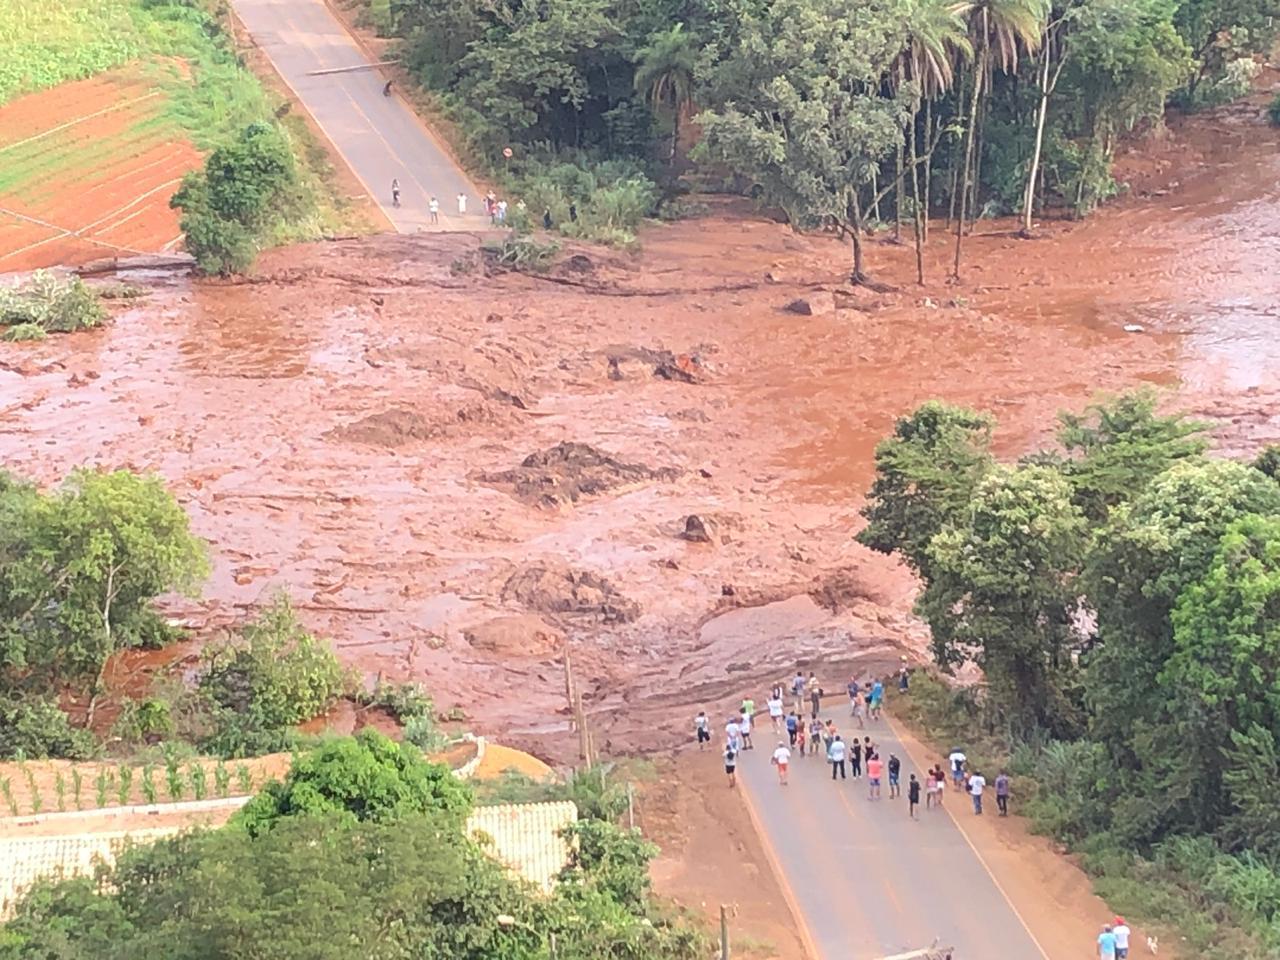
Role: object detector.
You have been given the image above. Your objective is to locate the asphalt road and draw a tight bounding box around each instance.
[738,707,1049,960]
[230,0,481,231]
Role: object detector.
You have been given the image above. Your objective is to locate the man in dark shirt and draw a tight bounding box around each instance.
[908,773,921,818]
[888,754,902,798]
[850,738,863,778]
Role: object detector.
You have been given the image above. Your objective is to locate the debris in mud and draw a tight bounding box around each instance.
[328,403,507,447]
[1124,324,1146,333]
[464,614,563,657]
[680,514,718,543]
[603,345,710,384]
[501,561,640,623]
[782,295,834,316]
[809,567,885,612]
[477,441,679,508]
[669,408,710,423]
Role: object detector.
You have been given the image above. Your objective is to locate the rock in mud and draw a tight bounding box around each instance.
[477,441,679,508]
[603,345,709,384]
[464,614,564,657]
[680,514,719,543]
[782,295,834,316]
[501,562,640,623]
[328,404,507,447]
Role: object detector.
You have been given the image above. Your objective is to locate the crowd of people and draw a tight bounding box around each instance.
[698,663,1011,824]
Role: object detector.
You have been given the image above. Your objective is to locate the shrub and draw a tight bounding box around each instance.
[1270,92,1280,127]
[0,697,96,760]
[234,729,472,836]
[197,594,344,756]
[0,271,105,335]
[402,714,448,753]
[483,235,561,271]
[112,697,176,744]
[2,322,47,342]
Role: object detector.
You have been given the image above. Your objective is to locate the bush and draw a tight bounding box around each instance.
[2,322,47,342]
[171,122,300,276]
[197,594,344,756]
[0,697,96,760]
[1269,92,1280,127]
[234,728,472,836]
[483,235,561,271]
[110,697,176,745]
[0,271,105,335]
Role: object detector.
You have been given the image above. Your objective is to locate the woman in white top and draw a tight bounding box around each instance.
[771,742,791,784]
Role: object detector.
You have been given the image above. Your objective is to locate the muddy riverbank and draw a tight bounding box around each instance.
[1,92,1277,764]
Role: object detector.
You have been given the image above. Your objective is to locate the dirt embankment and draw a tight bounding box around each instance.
[1,85,1278,767]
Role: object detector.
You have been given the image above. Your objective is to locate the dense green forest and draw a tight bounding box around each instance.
[860,391,1280,956]
[374,0,1277,274]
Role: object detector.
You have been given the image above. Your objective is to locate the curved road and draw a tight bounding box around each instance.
[738,708,1050,960]
[230,0,481,231]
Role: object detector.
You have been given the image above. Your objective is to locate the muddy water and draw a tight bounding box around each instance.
[1,100,1278,761]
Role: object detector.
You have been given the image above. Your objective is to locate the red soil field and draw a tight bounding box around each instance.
[0,70,202,273]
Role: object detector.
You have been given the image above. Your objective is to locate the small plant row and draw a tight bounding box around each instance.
[0,757,257,817]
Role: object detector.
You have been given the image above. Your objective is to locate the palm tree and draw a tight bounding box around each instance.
[634,23,698,165]
[897,0,973,281]
[952,0,1049,278]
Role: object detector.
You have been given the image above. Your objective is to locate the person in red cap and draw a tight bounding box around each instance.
[1112,917,1130,959]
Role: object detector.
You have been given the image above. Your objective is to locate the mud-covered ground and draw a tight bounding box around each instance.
[2,90,1278,764]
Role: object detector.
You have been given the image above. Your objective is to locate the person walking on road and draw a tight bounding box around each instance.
[849,736,863,778]
[738,708,753,751]
[429,195,439,224]
[456,192,467,215]
[741,696,755,725]
[925,768,939,809]
[694,711,710,749]
[767,693,784,733]
[724,717,741,753]
[808,719,822,756]
[828,735,847,780]
[869,678,884,720]
[809,682,823,720]
[908,773,921,818]
[792,671,806,711]
[995,770,1011,816]
[724,741,738,788]
[1097,924,1118,960]
[1112,917,1131,959]
[796,720,807,756]
[391,178,401,208]
[785,710,798,746]
[887,754,901,798]
[969,769,987,814]
[867,753,883,799]
[771,679,784,703]
[771,741,791,785]
[847,676,860,718]
[949,748,967,789]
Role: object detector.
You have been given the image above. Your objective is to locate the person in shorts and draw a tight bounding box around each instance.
[785,710,799,746]
[808,719,822,756]
[724,742,738,788]
[694,711,711,749]
[771,741,791,785]
[849,737,863,778]
[908,773,921,818]
[1097,924,1117,960]
[925,769,938,808]
[1112,917,1131,959]
[738,708,753,750]
[887,754,901,798]
[767,694,784,733]
[866,754,883,799]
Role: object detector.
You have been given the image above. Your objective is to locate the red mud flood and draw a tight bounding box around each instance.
[1,95,1278,762]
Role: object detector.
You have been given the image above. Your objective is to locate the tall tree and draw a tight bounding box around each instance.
[921,464,1088,735]
[896,0,972,280]
[857,401,995,580]
[951,0,1048,277]
[634,23,698,164]
[696,0,912,283]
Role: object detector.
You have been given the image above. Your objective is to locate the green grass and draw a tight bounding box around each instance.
[0,1,146,104]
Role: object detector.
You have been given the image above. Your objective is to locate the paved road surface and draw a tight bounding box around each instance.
[738,709,1048,959]
[231,0,481,231]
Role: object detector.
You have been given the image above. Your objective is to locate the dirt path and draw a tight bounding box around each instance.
[0,93,1277,771]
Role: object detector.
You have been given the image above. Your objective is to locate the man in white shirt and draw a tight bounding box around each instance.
[738,709,753,750]
[828,735,847,780]
[767,695,784,732]
[771,741,791,784]
[968,769,987,814]
[1112,917,1131,959]
[948,748,967,788]
[725,719,741,752]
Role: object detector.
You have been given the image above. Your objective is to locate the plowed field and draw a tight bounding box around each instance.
[0,69,201,272]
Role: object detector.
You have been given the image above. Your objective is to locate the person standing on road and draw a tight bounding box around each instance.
[785,710,799,747]
[725,717,741,753]
[738,708,753,751]
[850,736,863,778]
[949,748,967,789]
[908,773,921,818]
[741,696,755,725]
[796,720,807,756]
[995,770,1011,816]
[1112,918,1130,959]
[694,711,710,749]
[767,693,784,733]
[497,198,508,224]
[771,679,784,703]
[866,752,883,799]
[1097,924,1118,960]
[771,741,791,785]
[869,678,884,720]
[809,682,823,720]
[847,676,860,717]
[724,741,738,788]
[792,671,806,711]
[898,658,910,692]
[456,192,467,215]
[887,754,901,798]
[429,195,439,224]
[828,734,847,780]
[808,718,822,756]
[933,765,947,807]
[925,769,939,809]
[968,769,987,814]
[391,178,401,208]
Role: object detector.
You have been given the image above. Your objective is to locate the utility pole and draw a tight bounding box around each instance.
[720,904,729,960]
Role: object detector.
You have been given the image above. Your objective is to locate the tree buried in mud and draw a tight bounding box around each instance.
[696,0,911,285]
